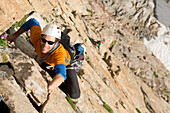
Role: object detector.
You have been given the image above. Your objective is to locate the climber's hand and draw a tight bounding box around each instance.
[7,34,17,44]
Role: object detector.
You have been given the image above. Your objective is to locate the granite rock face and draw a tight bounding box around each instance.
[0,0,170,113]
[0,0,33,32]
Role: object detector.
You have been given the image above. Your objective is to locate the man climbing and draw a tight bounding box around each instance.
[7,18,81,105]
[96,40,102,50]
[96,40,102,56]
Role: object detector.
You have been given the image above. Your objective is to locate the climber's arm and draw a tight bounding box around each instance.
[7,18,40,43]
[7,28,24,44]
[47,64,66,93]
[47,74,64,93]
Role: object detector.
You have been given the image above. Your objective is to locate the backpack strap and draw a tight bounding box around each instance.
[60,32,75,61]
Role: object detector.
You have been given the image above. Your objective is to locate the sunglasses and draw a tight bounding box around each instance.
[41,38,56,45]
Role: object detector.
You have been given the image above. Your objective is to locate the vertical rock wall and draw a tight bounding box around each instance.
[0,0,58,33]
[0,0,170,113]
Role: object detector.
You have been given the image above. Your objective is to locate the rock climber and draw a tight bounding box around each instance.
[7,18,80,104]
[96,40,102,56]
[96,40,102,50]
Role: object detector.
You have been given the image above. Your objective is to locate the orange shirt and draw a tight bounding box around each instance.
[30,25,71,67]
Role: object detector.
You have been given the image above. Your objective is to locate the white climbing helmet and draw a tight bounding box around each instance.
[42,24,61,39]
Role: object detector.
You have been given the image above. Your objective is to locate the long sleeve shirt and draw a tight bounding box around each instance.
[21,18,71,80]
